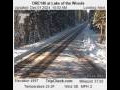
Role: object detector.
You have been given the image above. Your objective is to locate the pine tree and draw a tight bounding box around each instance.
[92,10,106,43]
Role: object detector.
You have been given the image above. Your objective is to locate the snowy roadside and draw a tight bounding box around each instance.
[71,25,107,70]
[14,23,85,63]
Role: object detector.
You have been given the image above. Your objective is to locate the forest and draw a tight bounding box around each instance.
[14,10,106,48]
[14,10,88,48]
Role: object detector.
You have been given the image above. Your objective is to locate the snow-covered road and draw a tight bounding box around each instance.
[14,23,85,64]
[35,25,106,78]
[15,25,106,78]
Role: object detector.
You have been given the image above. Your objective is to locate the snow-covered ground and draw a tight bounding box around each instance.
[76,25,106,70]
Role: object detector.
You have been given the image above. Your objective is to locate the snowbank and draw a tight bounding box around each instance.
[79,25,106,70]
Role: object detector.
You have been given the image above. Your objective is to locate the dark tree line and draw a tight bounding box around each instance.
[14,10,88,48]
